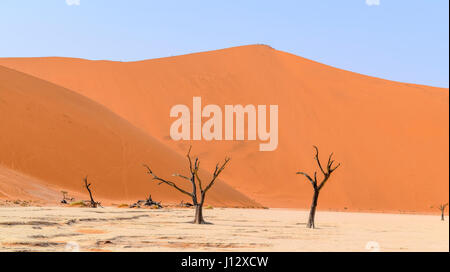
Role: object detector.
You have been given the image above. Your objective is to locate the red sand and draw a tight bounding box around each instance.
[0,45,448,213]
[0,65,260,207]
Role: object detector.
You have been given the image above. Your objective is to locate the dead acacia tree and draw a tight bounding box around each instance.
[439,203,448,221]
[130,194,163,209]
[60,191,74,204]
[83,176,101,208]
[61,191,68,204]
[144,146,230,224]
[296,146,341,229]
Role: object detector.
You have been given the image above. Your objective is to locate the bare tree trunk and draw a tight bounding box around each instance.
[193,192,207,224]
[83,176,100,208]
[307,189,319,228]
[439,203,448,221]
[87,189,95,207]
[193,203,205,224]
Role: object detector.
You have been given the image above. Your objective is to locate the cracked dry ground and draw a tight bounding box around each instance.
[0,207,448,252]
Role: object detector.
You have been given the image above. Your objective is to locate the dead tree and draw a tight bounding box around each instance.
[144,146,230,224]
[130,194,163,209]
[296,146,341,228]
[439,203,448,221]
[61,191,68,204]
[83,176,101,208]
[180,200,193,207]
[60,191,74,204]
[144,194,162,208]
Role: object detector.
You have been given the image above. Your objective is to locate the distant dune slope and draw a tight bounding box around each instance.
[0,65,261,207]
[0,45,448,212]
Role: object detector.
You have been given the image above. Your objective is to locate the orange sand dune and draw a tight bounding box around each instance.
[0,65,260,207]
[0,45,448,213]
[0,164,61,202]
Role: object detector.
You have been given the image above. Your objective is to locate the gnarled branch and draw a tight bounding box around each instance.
[143,164,193,197]
[202,157,231,194]
[296,171,316,187]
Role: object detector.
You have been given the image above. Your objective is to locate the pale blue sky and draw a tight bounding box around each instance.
[0,0,448,87]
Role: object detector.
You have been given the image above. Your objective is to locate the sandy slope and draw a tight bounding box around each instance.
[0,45,448,212]
[0,66,260,207]
[0,207,448,252]
[0,164,65,203]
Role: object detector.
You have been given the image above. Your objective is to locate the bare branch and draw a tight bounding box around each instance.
[143,164,193,197]
[313,145,326,176]
[330,162,341,172]
[327,152,334,167]
[172,173,191,181]
[195,165,203,193]
[186,145,194,173]
[296,171,315,186]
[203,157,231,193]
[318,176,330,191]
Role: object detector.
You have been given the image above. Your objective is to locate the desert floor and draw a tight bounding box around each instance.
[0,207,448,252]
